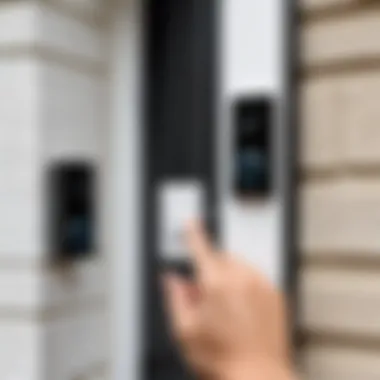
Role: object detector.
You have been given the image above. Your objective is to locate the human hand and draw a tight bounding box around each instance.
[163,222,295,380]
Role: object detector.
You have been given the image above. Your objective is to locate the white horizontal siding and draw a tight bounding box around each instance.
[0,269,41,311]
[54,0,104,17]
[37,4,105,63]
[42,260,107,309]
[0,1,104,65]
[0,59,42,258]
[0,1,37,46]
[41,61,103,162]
[0,260,106,312]
[44,311,107,380]
[0,320,41,380]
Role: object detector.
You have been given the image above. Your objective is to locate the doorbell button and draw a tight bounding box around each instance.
[157,180,204,260]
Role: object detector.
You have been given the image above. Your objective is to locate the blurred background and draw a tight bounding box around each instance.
[0,0,379,379]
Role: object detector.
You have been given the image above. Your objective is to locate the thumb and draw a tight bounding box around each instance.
[162,274,198,338]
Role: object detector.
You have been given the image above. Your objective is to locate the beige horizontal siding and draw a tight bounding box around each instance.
[301,267,380,336]
[300,0,380,377]
[300,76,344,170]
[300,0,361,12]
[302,10,380,68]
[340,72,380,166]
[301,72,380,171]
[301,179,380,257]
[302,345,380,380]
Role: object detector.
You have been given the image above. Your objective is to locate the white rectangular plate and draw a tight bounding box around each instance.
[157,180,204,260]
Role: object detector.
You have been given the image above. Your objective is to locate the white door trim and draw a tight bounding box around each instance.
[108,1,143,379]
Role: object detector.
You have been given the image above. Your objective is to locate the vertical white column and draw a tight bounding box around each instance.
[220,0,286,286]
[109,0,142,379]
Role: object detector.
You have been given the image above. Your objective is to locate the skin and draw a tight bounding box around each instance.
[163,222,296,380]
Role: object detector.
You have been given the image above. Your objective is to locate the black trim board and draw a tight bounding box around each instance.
[141,0,218,379]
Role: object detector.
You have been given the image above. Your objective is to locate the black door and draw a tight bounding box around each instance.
[142,0,217,379]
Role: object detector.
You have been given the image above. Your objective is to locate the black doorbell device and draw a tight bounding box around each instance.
[234,96,274,197]
[49,162,95,262]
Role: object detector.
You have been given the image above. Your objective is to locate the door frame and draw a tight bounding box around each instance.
[108,0,299,378]
[108,1,144,379]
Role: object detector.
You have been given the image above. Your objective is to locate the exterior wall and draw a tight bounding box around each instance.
[300,0,380,379]
[5,1,380,380]
[0,1,108,380]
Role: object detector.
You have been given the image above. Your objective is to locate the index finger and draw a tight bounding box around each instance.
[185,220,216,275]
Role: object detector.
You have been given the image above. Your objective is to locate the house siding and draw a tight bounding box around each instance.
[0,1,108,380]
[300,0,380,379]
